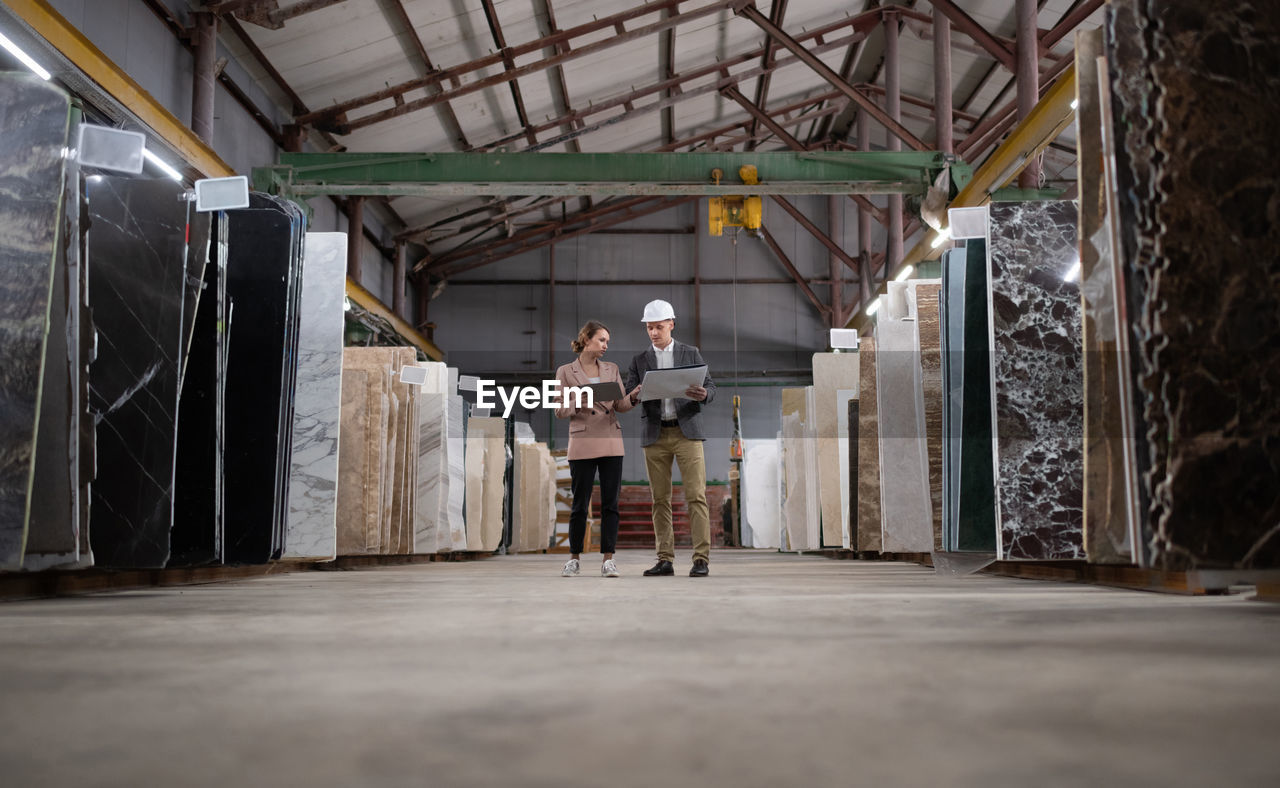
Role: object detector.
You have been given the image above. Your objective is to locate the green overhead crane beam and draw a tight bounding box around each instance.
[252,151,970,199]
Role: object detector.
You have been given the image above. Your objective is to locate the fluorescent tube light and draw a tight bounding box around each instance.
[143,148,183,181]
[0,30,51,80]
[930,228,951,248]
[894,265,914,282]
[865,299,880,317]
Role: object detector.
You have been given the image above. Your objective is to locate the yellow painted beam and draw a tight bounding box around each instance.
[4,0,233,178]
[346,280,444,361]
[847,63,1078,331]
[5,0,443,359]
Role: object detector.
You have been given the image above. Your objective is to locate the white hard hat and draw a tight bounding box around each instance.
[641,299,675,322]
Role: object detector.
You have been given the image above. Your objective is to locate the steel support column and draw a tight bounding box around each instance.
[934,12,954,154]
[347,198,364,283]
[693,202,703,348]
[828,196,843,327]
[856,109,874,310]
[393,240,407,318]
[1016,0,1042,188]
[886,12,905,279]
[191,12,218,144]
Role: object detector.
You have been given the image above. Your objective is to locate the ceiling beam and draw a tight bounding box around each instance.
[380,0,471,150]
[769,196,861,277]
[745,0,788,152]
[295,0,744,132]
[921,0,1016,71]
[736,4,929,152]
[759,224,832,318]
[435,197,699,277]
[479,0,536,146]
[660,7,677,148]
[499,16,880,152]
[538,0,584,154]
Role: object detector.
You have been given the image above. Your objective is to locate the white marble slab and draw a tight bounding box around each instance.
[283,233,346,560]
[742,438,781,549]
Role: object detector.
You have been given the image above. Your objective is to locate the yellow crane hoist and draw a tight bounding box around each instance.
[707,165,762,237]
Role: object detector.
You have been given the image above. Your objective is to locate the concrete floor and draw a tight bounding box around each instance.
[1,550,1279,787]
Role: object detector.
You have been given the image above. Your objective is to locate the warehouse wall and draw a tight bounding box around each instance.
[43,0,403,309]
[430,196,886,481]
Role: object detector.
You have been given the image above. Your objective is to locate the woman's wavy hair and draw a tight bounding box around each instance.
[570,320,610,354]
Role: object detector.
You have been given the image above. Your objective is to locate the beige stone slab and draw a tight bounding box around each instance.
[467,417,507,552]
[383,390,399,554]
[915,284,945,551]
[336,369,368,555]
[812,353,860,548]
[464,420,487,552]
[780,388,819,551]
[857,337,882,552]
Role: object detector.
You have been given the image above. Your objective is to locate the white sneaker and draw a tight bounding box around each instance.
[561,558,580,577]
[601,559,619,578]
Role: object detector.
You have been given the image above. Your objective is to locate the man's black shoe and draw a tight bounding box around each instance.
[643,560,674,576]
[689,559,709,577]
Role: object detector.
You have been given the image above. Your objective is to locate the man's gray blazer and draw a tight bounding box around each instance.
[624,341,716,447]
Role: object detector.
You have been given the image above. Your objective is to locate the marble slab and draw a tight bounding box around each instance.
[856,337,882,552]
[875,291,934,554]
[742,438,781,549]
[845,398,858,551]
[86,177,190,568]
[916,284,945,551]
[172,213,226,566]
[780,391,807,551]
[956,240,998,553]
[25,160,81,570]
[414,390,446,554]
[812,353,859,548]
[223,196,304,563]
[1105,0,1160,566]
[282,233,346,560]
[1076,26,1133,566]
[987,201,1084,561]
[335,369,369,555]
[464,415,487,552]
[941,249,964,552]
[446,368,468,551]
[1110,1,1280,569]
[465,416,507,552]
[0,76,71,569]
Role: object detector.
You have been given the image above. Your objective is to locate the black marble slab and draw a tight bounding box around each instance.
[955,240,996,553]
[1113,1,1280,569]
[26,162,81,568]
[0,75,71,569]
[86,177,190,568]
[222,194,304,564]
[986,204,1083,560]
[1105,0,1160,566]
[171,213,226,566]
[847,397,858,543]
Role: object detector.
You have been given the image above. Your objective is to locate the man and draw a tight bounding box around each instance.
[624,299,716,577]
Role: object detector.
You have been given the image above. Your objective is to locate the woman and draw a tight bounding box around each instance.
[555,320,639,577]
